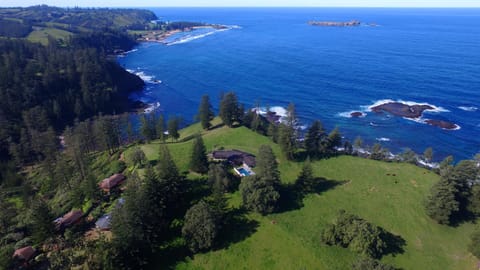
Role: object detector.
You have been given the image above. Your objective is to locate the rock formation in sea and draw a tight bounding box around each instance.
[425,119,458,130]
[371,102,434,119]
[308,20,361,27]
[350,111,364,117]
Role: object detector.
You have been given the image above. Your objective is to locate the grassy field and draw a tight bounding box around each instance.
[27,27,73,45]
[124,120,476,270]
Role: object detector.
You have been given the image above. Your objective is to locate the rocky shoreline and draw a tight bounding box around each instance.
[138,24,228,43]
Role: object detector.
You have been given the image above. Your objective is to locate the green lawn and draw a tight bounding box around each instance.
[124,120,476,270]
[27,27,73,45]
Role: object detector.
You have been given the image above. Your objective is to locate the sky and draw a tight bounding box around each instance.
[1,0,480,8]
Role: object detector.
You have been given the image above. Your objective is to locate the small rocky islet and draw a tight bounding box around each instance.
[370,102,458,130]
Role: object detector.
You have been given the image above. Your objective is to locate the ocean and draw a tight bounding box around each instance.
[118,8,480,161]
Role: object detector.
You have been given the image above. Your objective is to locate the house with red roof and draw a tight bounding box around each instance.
[99,173,126,193]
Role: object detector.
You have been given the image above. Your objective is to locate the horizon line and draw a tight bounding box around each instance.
[2,5,480,8]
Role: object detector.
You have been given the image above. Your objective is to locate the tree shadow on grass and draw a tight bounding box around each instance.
[208,122,225,131]
[183,178,211,205]
[381,230,407,257]
[215,207,259,250]
[148,159,158,167]
[148,239,190,270]
[155,207,259,269]
[277,178,348,213]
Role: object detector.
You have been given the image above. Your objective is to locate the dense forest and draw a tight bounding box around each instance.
[0,6,162,164]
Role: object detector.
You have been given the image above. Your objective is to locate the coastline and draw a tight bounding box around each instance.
[137,24,228,44]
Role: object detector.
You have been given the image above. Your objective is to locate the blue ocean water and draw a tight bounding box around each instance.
[118,8,480,161]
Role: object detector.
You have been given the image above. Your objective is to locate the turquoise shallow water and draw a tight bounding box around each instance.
[119,8,480,161]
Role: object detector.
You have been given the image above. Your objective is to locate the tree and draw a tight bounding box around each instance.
[399,148,417,164]
[208,163,231,193]
[370,143,389,161]
[156,114,165,141]
[321,211,390,258]
[156,144,184,222]
[129,146,147,168]
[296,157,317,193]
[423,147,434,162]
[278,124,296,160]
[353,136,364,149]
[197,95,214,130]
[239,175,280,215]
[438,155,454,177]
[425,179,459,225]
[256,145,280,185]
[182,200,219,252]
[157,144,179,181]
[219,92,240,127]
[140,114,155,143]
[352,257,397,270]
[126,119,135,143]
[189,135,209,174]
[278,103,297,160]
[29,198,54,244]
[468,184,480,217]
[109,172,159,269]
[451,160,479,217]
[267,123,278,143]
[468,226,480,259]
[167,116,180,142]
[324,127,342,155]
[344,141,353,155]
[304,120,325,158]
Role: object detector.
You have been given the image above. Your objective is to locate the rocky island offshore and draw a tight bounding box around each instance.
[308,20,361,27]
[370,101,459,130]
[371,102,434,119]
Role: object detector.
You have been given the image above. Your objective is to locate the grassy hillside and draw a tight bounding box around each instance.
[0,6,157,44]
[124,120,476,270]
[27,27,73,45]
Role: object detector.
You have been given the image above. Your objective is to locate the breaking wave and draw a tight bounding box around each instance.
[166,25,238,46]
[144,102,161,114]
[458,106,478,112]
[126,69,161,84]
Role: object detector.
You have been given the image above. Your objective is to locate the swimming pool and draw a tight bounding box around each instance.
[237,167,252,176]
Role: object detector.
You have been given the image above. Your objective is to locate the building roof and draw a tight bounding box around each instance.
[54,210,83,229]
[99,173,126,190]
[211,150,256,167]
[95,214,112,230]
[13,246,35,261]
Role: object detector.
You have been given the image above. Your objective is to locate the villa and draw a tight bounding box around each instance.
[210,149,256,177]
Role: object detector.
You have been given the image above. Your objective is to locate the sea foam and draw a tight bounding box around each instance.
[144,102,161,114]
[126,69,161,84]
[167,26,234,46]
[458,106,478,112]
